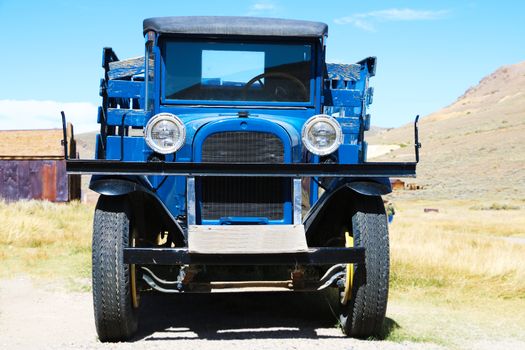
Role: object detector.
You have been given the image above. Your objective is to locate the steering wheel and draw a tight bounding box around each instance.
[243,72,308,101]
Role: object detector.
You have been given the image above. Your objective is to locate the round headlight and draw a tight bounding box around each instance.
[302,114,343,156]
[144,113,185,154]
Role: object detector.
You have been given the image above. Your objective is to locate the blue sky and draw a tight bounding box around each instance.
[0,0,524,132]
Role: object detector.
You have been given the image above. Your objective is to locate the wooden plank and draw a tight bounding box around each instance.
[41,162,57,201]
[0,161,18,200]
[188,225,308,254]
[326,63,361,81]
[108,56,145,80]
[29,161,43,199]
[0,165,3,199]
[107,80,143,99]
[325,89,363,107]
[55,160,68,202]
[106,108,147,126]
[16,161,30,199]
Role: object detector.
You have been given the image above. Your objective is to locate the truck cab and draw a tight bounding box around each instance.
[66,16,418,342]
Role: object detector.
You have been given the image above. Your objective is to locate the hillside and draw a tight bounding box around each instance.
[369,61,525,199]
[75,131,97,160]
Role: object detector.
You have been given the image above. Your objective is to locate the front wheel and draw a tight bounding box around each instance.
[335,196,390,338]
[92,195,139,342]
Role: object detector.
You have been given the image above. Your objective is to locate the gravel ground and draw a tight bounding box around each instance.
[0,278,443,350]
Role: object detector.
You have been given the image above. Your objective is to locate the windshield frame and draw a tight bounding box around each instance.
[159,37,317,107]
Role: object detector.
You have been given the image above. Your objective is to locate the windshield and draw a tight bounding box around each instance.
[163,40,312,103]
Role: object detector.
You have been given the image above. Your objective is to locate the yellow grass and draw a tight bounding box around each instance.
[385,199,525,347]
[0,200,93,287]
[389,199,525,299]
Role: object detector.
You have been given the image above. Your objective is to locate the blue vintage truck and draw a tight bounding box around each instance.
[65,16,419,342]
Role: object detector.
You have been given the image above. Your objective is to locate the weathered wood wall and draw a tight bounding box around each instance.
[0,160,80,202]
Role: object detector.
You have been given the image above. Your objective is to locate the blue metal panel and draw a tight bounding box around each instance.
[97,106,103,124]
[107,80,144,99]
[363,114,371,131]
[106,108,148,126]
[105,136,147,161]
[337,116,360,134]
[95,134,101,159]
[325,89,362,107]
[309,154,320,206]
[338,144,359,164]
[153,43,161,114]
[156,109,310,162]
[313,40,324,114]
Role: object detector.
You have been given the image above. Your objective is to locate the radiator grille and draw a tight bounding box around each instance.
[201,177,284,220]
[200,131,285,220]
[202,132,284,163]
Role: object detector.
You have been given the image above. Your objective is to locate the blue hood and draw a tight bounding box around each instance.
[173,112,307,162]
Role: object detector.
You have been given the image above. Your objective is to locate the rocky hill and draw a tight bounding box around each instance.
[369,61,525,200]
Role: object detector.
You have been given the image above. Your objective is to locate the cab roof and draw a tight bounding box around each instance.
[143,16,328,38]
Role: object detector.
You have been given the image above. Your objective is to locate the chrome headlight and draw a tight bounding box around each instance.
[144,113,185,154]
[302,114,343,156]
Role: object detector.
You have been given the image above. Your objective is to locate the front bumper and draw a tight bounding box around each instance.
[66,160,416,177]
[124,246,365,265]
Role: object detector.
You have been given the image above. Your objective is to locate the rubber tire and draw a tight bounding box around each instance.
[92,195,138,342]
[340,196,389,338]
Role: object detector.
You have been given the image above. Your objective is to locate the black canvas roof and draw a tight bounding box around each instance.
[143,16,328,38]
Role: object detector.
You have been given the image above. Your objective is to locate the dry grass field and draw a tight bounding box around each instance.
[386,198,525,347]
[0,200,93,290]
[1,198,524,348]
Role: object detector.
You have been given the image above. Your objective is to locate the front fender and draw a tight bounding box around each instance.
[89,175,153,196]
[304,177,390,243]
[344,178,391,196]
[89,175,184,238]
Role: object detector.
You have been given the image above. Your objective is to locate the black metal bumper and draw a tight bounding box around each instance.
[67,160,416,177]
[123,247,365,265]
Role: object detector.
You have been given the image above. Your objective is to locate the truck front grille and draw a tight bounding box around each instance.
[200,177,284,220]
[200,131,285,220]
[201,131,284,163]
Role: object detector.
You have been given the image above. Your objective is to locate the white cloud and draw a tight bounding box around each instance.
[252,2,276,11]
[248,1,278,15]
[0,100,98,134]
[368,8,448,21]
[335,8,449,31]
[336,17,376,32]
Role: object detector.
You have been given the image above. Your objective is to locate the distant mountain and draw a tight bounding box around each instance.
[365,125,390,137]
[368,61,525,199]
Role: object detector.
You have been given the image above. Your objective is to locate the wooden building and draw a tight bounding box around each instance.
[390,179,405,191]
[0,125,80,202]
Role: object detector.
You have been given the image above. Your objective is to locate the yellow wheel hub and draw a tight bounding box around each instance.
[341,231,354,305]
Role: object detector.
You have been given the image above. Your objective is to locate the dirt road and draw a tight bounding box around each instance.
[0,278,442,350]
